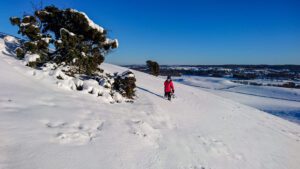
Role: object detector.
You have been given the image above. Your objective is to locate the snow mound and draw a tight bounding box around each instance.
[38,63,121,103]
[24,53,40,63]
[3,35,20,44]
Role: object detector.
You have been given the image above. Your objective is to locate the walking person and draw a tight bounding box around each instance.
[164,76,175,101]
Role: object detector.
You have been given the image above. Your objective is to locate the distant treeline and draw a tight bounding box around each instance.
[125,64,300,80]
[158,65,300,72]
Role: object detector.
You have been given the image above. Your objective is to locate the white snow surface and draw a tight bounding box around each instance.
[173,76,300,101]
[1,37,300,169]
[226,85,300,102]
[3,35,20,45]
[24,53,40,63]
[173,76,300,124]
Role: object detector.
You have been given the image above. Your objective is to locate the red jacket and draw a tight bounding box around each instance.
[164,80,174,93]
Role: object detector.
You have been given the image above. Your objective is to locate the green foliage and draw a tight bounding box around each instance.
[9,14,49,67]
[10,5,117,74]
[10,17,21,26]
[113,71,136,99]
[146,60,160,76]
[35,6,105,42]
[27,61,39,68]
[15,47,25,59]
[23,41,38,53]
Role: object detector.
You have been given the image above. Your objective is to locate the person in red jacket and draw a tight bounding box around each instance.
[164,76,175,100]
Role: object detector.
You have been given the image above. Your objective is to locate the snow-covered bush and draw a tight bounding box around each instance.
[113,71,136,99]
[9,6,136,101]
[39,62,134,103]
[10,5,118,75]
[15,47,25,59]
[10,16,50,63]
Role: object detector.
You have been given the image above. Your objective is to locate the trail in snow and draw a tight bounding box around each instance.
[1,35,300,169]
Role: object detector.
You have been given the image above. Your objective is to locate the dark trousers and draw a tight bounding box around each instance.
[165,92,172,100]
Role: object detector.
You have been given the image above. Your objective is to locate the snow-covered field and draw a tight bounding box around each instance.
[173,76,240,90]
[1,35,300,169]
[173,76,300,124]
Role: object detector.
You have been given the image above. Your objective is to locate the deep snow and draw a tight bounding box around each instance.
[1,35,300,169]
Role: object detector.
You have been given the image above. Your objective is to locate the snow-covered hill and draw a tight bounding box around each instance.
[173,76,300,124]
[0,35,300,169]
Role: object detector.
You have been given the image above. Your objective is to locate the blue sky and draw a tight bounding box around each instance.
[0,0,299,65]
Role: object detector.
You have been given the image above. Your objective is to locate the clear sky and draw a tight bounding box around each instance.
[0,0,299,65]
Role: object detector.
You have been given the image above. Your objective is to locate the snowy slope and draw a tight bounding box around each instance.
[173,76,300,124]
[173,76,300,101]
[1,35,300,169]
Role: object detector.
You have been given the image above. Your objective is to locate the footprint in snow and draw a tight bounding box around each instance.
[280,129,300,141]
[197,136,244,161]
[35,96,57,107]
[180,165,208,169]
[128,119,161,147]
[43,119,105,145]
[45,121,68,128]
